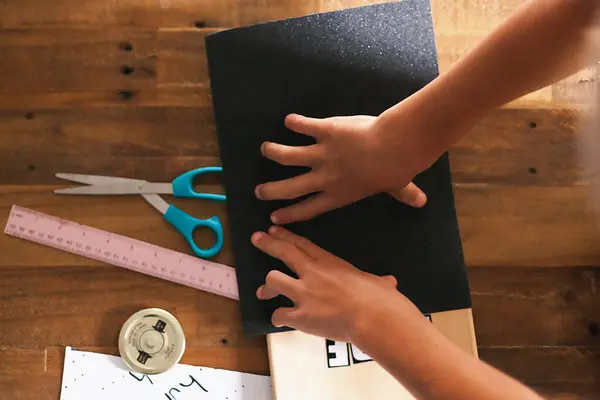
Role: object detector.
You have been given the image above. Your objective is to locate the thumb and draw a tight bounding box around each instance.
[388,182,427,208]
[256,285,279,300]
[271,307,297,328]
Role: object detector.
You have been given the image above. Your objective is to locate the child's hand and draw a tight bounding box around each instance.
[251,226,422,342]
[255,112,434,224]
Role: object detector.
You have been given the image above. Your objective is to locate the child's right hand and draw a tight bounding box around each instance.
[250,225,423,342]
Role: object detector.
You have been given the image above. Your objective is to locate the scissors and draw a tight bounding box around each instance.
[54,167,227,259]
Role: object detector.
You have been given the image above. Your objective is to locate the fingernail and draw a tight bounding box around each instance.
[256,285,265,298]
[268,225,279,234]
[270,214,279,224]
[255,185,263,200]
[251,232,265,244]
[261,142,267,155]
[415,192,427,207]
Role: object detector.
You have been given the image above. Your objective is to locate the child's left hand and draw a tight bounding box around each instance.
[254,110,438,225]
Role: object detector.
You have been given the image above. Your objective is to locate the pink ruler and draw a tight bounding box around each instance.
[4,205,239,300]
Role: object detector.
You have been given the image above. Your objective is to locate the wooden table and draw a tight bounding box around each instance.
[0,0,598,398]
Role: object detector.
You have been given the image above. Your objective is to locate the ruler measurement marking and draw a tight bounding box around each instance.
[4,206,239,300]
[7,222,228,297]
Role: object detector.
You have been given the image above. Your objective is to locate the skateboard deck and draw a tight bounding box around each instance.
[205,1,478,397]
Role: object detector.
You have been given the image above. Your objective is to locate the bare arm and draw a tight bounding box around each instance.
[378,0,600,158]
[352,298,543,400]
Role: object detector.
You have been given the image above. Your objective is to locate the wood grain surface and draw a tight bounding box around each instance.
[0,0,599,399]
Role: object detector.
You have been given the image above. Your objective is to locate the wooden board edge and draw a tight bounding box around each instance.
[430,307,478,358]
[266,332,284,400]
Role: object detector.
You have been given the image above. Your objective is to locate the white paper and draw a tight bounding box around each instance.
[59,346,272,400]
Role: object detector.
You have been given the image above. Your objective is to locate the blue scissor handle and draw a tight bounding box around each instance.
[172,167,227,201]
[163,205,224,258]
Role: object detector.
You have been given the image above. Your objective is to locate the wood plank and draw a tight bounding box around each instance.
[1,345,268,378]
[0,107,217,157]
[157,30,213,87]
[0,156,221,187]
[430,0,527,36]
[0,0,528,30]
[455,185,600,267]
[3,184,600,268]
[0,28,218,98]
[552,67,599,106]
[0,0,239,29]
[0,104,224,184]
[238,0,320,27]
[0,266,261,348]
[468,267,600,347]
[0,86,212,110]
[0,107,590,186]
[0,376,59,400]
[531,383,600,400]
[0,0,343,29]
[450,108,587,186]
[479,347,600,384]
[1,265,596,351]
[0,107,220,185]
[0,27,593,109]
[0,348,46,376]
[0,29,157,96]
[0,28,218,109]
[319,0,391,13]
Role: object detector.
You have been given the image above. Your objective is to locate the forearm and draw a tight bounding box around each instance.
[378,0,599,158]
[352,295,543,400]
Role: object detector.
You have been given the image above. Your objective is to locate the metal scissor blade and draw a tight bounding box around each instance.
[54,182,172,195]
[54,185,139,195]
[55,173,145,185]
[99,182,173,194]
[141,194,170,214]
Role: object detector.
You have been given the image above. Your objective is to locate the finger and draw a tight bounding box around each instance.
[285,114,331,139]
[271,193,340,224]
[251,231,311,275]
[256,172,324,201]
[272,307,299,328]
[256,285,280,300]
[388,182,427,208]
[258,270,303,302]
[267,225,331,261]
[381,275,398,288]
[261,142,320,167]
